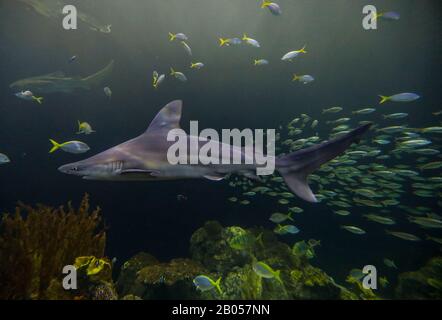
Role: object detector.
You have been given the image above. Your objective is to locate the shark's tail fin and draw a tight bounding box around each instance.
[82,60,114,89]
[276,124,372,202]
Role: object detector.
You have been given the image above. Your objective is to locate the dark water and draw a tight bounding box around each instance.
[0,0,441,288]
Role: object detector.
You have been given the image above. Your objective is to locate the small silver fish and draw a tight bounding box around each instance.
[341,225,366,235]
[190,62,204,70]
[261,1,282,16]
[15,90,43,104]
[181,41,192,56]
[386,230,421,241]
[49,139,90,154]
[0,153,10,164]
[153,74,165,89]
[282,46,307,61]
[69,55,77,63]
[170,68,187,82]
[292,74,314,84]
[379,93,420,104]
[193,275,222,294]
[378,11,400,21]
[104,86,112,99]
[242,34,260,47]
[169,32,188,41]
[383,258,398,269]
[254,59,269,66]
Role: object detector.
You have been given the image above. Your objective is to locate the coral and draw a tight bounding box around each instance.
[218,265,264,300]
[285,264,342,299]
[337,283,360,300]
[0,194,106,299]
[116,221,388,300]
[116,252,159,297]
[190,221,253,272]
[189,221,345,300]
[344,277,379,300]
[117,255,208,299]
[121,294,142,300]
[135,258,207,299]
[73,255,117,300]
[137,258,205,286]
[92,282,118,300]
[395,256,442,299]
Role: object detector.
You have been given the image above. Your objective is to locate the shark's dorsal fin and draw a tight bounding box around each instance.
[145,100,183,134]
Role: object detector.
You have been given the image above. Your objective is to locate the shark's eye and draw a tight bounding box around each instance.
[71,167,78,171]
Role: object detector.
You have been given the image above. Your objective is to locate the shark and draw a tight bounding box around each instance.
[10,60,114,94]
[17,0,112,33]
[58,100,371,202]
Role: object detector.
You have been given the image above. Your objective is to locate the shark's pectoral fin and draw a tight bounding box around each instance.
[203,174,226,181]
[120,169,160,177]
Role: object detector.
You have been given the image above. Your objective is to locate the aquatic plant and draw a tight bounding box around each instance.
[0,194,106,299]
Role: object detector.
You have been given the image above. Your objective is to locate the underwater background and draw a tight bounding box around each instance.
[0,0,441,299]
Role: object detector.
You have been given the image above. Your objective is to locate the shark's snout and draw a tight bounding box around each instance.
[58,160,115,180]
[58,163,83,176]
